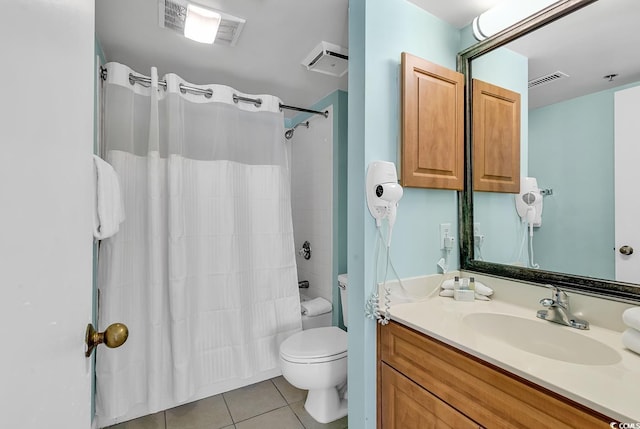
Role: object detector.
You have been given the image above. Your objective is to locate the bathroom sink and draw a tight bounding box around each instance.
[464,313,621,365]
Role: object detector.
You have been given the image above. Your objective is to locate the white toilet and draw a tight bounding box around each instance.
[279,274,349,424]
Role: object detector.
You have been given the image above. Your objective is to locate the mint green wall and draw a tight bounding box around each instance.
[459,23,477,50]
[92,35,106,423]
[471,48,529,266]
[347,0,366,424]
[528,81,640,278]
[349,0,460,426]
[290,90,348,329]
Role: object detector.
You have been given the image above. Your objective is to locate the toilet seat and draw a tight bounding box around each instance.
[280,326,347,364]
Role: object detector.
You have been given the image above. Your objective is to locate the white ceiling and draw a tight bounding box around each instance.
[406,0,503,28]
[412,0,640,109]
[507,0,640,109]
[96,0,348,117]
[96,1,638,114]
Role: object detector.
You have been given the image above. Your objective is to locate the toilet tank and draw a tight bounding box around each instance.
[338,274,348,327]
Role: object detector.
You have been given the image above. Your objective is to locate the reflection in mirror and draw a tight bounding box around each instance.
[460,0,640,300]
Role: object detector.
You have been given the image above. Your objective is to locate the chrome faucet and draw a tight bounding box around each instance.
[536,285,589,330]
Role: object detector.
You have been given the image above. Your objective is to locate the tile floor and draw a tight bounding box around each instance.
[106,376,348,429]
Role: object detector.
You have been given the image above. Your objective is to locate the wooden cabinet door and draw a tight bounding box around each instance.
[379,322,614,428]
[380,363,479,429]
[472,78,521,193]
[401,52,464,190]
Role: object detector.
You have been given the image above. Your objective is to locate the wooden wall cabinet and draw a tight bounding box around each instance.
[378,321,613,429]
[472,79,521,193]
[401,52,464,190]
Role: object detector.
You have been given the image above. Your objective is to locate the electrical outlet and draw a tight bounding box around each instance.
[474,222,481,236]
[440,223,452,249]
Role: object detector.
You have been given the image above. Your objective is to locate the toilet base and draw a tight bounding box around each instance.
[304,385,348,424]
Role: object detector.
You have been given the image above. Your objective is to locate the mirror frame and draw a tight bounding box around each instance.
[457,0,640,302]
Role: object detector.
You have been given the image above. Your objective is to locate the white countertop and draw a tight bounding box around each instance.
[389,295,640,422]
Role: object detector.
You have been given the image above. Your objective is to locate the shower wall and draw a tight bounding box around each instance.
[289,90,348,328]
[291,106,334,303]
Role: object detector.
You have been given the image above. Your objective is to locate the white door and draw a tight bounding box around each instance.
[0,1,95,428]
[614,85,640,283]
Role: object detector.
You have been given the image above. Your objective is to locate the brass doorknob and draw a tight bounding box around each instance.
[620,245,634,256]
[85,322,129,358]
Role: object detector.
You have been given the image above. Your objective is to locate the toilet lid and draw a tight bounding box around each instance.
[280,326,347,363]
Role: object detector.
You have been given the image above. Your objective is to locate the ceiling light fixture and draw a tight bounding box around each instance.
[472,0,557,41]
[184,3,221,44]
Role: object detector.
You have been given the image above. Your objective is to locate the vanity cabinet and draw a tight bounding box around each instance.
[472,78,521,193]
[378,321,613,429]
[400,52,464,190]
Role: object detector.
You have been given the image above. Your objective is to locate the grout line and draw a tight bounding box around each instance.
[163,410,167,429]
[221,392,235,424]
[232,404,291,425]
[288,404,307,429]
[271,378,310,428]
[270,378,289,404]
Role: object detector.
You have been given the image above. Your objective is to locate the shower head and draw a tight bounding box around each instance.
[284,121,309,140]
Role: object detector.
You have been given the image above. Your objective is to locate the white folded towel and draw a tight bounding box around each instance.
[474,293,491,301]
[441,278,494,296]
[301,297,333,316]
[622,328,640,356]
[622,307,640,331]
[93,155,125,240]
[439,289,491,301]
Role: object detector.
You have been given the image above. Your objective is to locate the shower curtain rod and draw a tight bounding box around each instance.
[100,68,329,118]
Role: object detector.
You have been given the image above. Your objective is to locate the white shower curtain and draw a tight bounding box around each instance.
[95,62,301,427]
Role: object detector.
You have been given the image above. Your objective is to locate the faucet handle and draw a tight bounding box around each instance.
[544,285,568,307]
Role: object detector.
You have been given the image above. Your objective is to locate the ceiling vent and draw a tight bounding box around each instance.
[301,41,349,77]
[158,0,246,46]
[528,71,570,89]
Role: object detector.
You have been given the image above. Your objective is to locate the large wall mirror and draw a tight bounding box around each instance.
[458,0,640,301]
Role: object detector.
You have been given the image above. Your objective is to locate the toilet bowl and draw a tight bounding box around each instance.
[279,274,349,424]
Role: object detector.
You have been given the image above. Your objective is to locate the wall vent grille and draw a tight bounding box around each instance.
[528,71,570,88]
[159,0,246,46]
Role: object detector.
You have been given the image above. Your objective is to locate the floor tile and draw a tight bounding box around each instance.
[106,411,165,429]
[235,406,303,429]
[223,380,288,422]
[165,394,233,429]
[290,400,348,429]
[272,376,307,404]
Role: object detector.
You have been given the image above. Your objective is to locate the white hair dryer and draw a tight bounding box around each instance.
[515,177,543,235]
[366,161,403,245]
[515,177,542,269]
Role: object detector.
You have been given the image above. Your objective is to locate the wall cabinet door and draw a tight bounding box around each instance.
[472,78,521,193]
[401,52,464,190]
[380,363,479,429]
